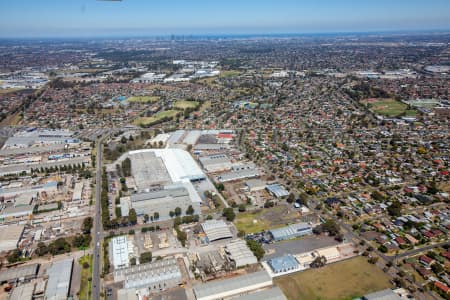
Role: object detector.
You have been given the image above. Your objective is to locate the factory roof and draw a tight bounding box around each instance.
[111,236,130,269]
[201,219,233,242]
[199,154,231,166]
[363,289,402,300]
[0,263,39,283]
[130,151,171,189]
[45,258,73,300]
[9,282,35,300]
[268,254,299,272]
[0,205,34,219]
[129,149,206,184]
[269,222,312,240]
[193,270,272,300]
[0,224,25,252]
[217,169,259,182]
[224,239,257,267]
[232,286,287,300]
[114,258,182,289]
[266,184,289,198]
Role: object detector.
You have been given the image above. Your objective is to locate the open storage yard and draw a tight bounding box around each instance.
[235,205,301,234]
[274,256,393,300]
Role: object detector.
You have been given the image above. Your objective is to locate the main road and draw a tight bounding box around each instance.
[92,140,103,300]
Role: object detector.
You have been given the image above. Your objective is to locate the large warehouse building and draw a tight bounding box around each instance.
[193,270,273,300]
[122,149,206,220]
[269,222,313,241]
[45,258,73,300]
[0,224,25,252]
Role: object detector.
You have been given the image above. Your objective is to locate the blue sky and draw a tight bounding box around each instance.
[0,0,449,37]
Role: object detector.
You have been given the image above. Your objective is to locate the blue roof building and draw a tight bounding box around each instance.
[268,254,299,274]
[266,184,289,198]
[269,222,313,241]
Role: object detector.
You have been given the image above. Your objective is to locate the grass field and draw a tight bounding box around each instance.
[219,70,241,78]
[78,255,93,300]
[275,256,393,300]
[0,88,24,94]
[362,98,416,117]
[234,206,300,234]
[127,96,160,103]
[174,100,200,110]
[134,110,179,126]
[0,111,22,126]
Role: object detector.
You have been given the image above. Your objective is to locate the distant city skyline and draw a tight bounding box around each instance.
[1,0,450,38]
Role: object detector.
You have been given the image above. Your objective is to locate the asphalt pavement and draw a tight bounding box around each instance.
[92,141,103,300]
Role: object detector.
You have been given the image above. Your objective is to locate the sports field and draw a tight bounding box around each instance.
[362,98,416,117]
[275,256,392,300]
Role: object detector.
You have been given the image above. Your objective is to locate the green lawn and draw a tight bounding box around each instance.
[275,256,393,300]
[234,206,300,234]
[78,255,93,300]
[219,70,241,78]
[174,100,200,110]
[127,96,160,103]
[134,110,179,126]
[362,98,416,117]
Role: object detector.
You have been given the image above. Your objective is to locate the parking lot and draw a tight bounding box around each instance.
[263,235,339,260]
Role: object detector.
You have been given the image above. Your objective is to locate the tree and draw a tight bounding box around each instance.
[387,200,402,217]
[246,240,265,261]
[238,204,246,212]
[287,193,295,203]
[72,234,92,248]
[222,207,236,221]
[82,217,93,234]
[153,212,159,220]
[128,208,137,225]
[174,207,182,216]
[130,257,136,266]
[378,245,388,253]
[144,214,149,223]
[140,251,152,264]
[121,158,132,177]
[169,211,175,218]
[7,249,22,263]
[310,255,327,268]
[186,205,194,215]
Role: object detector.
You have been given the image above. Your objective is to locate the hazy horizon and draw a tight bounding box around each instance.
[1,0,450,38]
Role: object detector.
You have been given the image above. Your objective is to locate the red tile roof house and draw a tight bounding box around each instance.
[434,281,450,294]
[419,255,434,267]
[395,236,407,246]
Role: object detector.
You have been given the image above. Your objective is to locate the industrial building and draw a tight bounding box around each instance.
[0,263,39,284]
[0,224,24,252]
[199,154,232,173]
[121,183,201,220]
[232,286,287,300]
[2,129,74,150]
[217,168,260,183]
[114,257,182,291]
[245,179,267,192]
[9,282,35,300]
[224,239,258,268]
[363,289,402,300]
[0,205,33,221]
[267,255,300,274]
[201,219,233,242]
[110,235,134,270]
[266,184,289,198]
[45,258,73,300]
[193,270,273,300]
[269,222,313,241]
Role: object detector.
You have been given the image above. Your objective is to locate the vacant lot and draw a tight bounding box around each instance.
[235,205,300,234]
[174,100,200,110]
[275,256,392,300]
[219,70,241,78]
[127,96,160,103]
[362,98,416,117]
[134,110,179,126]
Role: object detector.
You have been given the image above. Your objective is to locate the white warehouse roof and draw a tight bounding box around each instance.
[201,219,233,242]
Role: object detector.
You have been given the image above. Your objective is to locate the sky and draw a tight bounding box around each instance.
[0,0,449,38]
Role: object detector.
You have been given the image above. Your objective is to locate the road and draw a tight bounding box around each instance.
[92,141,103,300]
